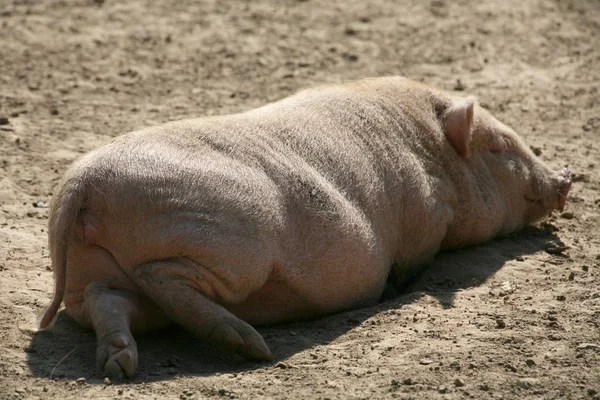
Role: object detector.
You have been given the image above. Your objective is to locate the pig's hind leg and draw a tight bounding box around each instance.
[82,283,169,378]
[132,260,272,361]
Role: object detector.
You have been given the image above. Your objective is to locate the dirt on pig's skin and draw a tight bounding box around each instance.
[1,1,599,399]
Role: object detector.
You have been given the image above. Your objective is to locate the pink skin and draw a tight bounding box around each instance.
[37,77,574,378]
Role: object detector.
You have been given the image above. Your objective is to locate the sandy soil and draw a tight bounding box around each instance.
[1,0,599,399]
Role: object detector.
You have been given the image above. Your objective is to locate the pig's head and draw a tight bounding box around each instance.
[437,95,572,247]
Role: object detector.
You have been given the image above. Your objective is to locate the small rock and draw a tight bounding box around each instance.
[454,79,466,91]
[577,343,600,351]
[326,380,338,388]
[32,201,48,208]
[516,380,532,389]
[556,295,566,301]
[42,386,49,392]
[118,388,124,395]
[516,256,524,262]
[549,334,561,341]
[499,281,515,295]
[0,116,9,125]
[403,377,414,385]
[505,363,517,372]
[583,265,589,272]
[50,108,59,116]
[496,319,506,329]
[525,358,536,366]
[103,377,111,385]
[480,383,490,391]
[419,358,433,365]
[454,378,465,387]
[560,211,574,219]
[568,272,575,281]
[572,173,589,183]
[275,362,289,369]
[75,377,86,385]
[438,385,448,393]
[530,146,542,156]
[544,241,569,255]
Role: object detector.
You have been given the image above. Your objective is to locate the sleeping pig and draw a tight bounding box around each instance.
[37,76,572,377]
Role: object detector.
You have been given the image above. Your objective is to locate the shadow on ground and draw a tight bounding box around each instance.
[26,225,562,383]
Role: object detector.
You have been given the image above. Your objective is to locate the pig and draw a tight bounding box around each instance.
[37,77,572,378]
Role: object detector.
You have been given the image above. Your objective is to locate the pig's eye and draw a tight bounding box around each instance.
[489,148,518,160]
[489,146,509,155]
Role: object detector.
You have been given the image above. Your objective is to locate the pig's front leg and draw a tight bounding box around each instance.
[132,261,273,362]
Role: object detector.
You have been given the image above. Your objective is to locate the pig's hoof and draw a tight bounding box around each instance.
[236,335,273,362]
[96,332,138,378]
[212,318,272,362]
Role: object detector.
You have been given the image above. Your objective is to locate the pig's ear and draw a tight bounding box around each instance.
[442,97,475,159]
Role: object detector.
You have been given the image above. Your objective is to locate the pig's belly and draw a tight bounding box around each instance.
[225,264,388,326]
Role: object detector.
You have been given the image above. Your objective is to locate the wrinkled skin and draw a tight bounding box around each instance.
[38,77,572,377]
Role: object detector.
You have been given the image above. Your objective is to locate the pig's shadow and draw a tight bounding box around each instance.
[26,225,562,383]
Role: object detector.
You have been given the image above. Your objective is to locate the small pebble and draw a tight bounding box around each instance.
[577,343,600,350]
[454,378,465,387]
[454,79,466,91]
[560,211,574,219]
[438,385,448,393]
[0,116,9,125]
[104,377,111,385]
[75,377,86,385]
[419,358,433,365]
[530,146,542,156]
[544,241,569,255]
[505,363,517,372]
[568,272,575,281]
[516,256,524,262]
[496,319,506,329]
[556,295,566,301]
[525,358,536,366]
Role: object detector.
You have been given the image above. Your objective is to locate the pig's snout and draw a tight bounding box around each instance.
[557,168,572,212]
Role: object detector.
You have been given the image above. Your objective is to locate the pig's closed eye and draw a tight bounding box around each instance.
[490,147,510,155]
[490,146,516,156]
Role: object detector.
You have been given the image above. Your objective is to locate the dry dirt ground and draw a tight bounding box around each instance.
[1,0,599,399]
